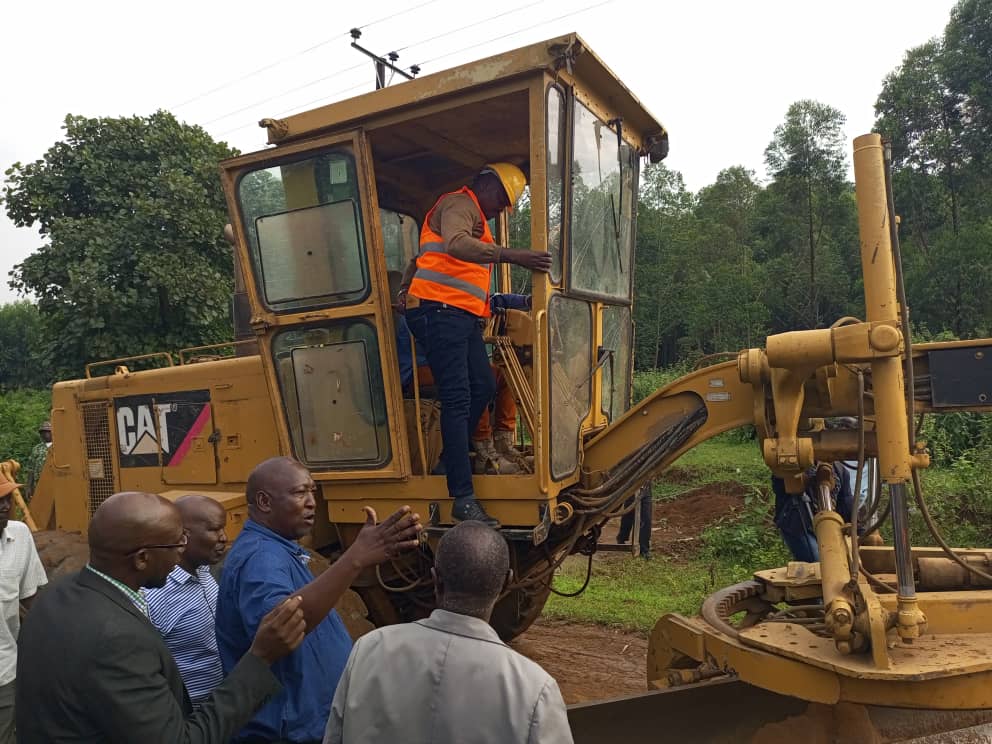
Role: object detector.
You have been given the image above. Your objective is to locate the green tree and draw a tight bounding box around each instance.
[875,40,963,236]
[944,0,992,178]
[695,167,767,348]
[2,111,238,378]
[0,389,51,466]
[633,164,697,367]
[0,301,51,390]
[761,100,855,329]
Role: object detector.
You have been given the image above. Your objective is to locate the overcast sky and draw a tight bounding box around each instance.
[1,0,958,304]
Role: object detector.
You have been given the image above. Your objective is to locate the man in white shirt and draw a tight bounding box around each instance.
[324,521,573,744]
[0,476,47,743]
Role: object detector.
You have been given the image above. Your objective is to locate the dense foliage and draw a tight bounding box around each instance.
[2,111,237,380]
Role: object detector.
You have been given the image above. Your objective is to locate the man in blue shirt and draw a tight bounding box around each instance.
[216,456,423,744]
[147,494,229,706]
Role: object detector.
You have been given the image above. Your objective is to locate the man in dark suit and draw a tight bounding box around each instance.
[15,491,307,744]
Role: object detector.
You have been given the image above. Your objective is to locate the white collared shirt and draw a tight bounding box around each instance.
[0,520,47,685]
[324,609,574,744]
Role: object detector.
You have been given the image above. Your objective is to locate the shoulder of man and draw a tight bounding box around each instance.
[498,642,559,687]
[6,520,33,541]
[434,191,480,220]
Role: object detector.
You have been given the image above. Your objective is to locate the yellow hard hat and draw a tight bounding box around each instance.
[482,162,527,209]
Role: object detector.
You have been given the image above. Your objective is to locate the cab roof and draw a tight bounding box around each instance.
[260,32,667,152]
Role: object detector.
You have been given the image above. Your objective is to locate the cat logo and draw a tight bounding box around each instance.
[114,390,211,468]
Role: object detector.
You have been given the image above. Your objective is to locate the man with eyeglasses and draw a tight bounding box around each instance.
[147,494,229,707]
[15,490,307,744]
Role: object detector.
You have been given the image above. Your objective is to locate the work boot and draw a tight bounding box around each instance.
[494,430,529,471]
[471,438,520,475]
[452,497,501,529]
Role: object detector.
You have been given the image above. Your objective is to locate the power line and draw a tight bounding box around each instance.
[393,0,550,55]
[216,78,371,138]
[413,0,615,69]
[170,0,444,111]
[211,0,614,139]
[202,62,367,126]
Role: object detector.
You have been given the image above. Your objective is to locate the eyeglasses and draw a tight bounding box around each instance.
[126,532,188,556]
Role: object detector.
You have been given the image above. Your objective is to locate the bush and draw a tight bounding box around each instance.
[0,389,52,466]
[918,413,992,467]
[633,363,693,403]
[698,487,790,570]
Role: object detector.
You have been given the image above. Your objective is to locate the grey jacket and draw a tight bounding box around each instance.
[324,609,573,744]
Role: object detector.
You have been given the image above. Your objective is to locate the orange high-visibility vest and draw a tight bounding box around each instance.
[408,187,492,318]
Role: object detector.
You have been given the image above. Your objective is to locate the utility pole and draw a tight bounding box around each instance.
[349,29,419,89]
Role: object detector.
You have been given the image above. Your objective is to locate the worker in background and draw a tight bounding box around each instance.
[397,164,551,527]
[771,462,854,563]
[16,491,306,744]
[23,421,52,501]
[0,475,46,744]
[323,521,573,744]
[146,494,229,707]
[617,483,653,559]
[216,456,423,744]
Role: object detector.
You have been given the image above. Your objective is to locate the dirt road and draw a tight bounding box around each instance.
[511,619,648,704]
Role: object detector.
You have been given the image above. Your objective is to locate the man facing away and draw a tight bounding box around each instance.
[397,163,551,528]
[324,521,574,744]
[147,494,229,706]
[216,456,423,744]
[16,491,307,744]
[0,476,46,744]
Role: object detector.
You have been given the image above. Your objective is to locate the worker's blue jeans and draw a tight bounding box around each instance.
[406,302,496,499]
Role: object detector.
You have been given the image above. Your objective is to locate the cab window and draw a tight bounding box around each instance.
[238,150,369,312]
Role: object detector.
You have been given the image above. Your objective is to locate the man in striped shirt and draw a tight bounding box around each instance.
[147,494,229,705]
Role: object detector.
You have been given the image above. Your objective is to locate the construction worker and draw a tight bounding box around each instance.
[23,421,52,501]
[397,164,550,528]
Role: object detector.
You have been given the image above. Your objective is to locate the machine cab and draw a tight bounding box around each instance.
[220,33,668,530]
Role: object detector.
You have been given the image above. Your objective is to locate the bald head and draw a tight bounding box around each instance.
[176,493,226,524]
[434,522,510,619]
[175,494,228,572]
[246,456,317,540]
[88,492,186,590]
[89,492,182,555]
[247,457,301,507]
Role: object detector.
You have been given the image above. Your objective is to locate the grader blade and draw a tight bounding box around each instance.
[567,680,804,743]
[567,679,992,743]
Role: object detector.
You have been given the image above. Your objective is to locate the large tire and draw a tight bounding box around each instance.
[489,583,552,641]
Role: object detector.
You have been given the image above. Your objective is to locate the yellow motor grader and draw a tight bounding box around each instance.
[24,33,992,741]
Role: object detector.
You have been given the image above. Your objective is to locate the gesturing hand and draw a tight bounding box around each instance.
[348,505,423,569]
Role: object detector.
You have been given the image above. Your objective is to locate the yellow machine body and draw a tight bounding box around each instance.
[27,34,992,740]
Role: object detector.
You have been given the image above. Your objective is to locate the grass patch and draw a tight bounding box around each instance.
[541,435,992,632]
[654,433,768,501]
[543,554,752,632]
[543,437,790,631]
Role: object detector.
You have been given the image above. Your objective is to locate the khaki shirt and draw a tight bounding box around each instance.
[323,609,574,744]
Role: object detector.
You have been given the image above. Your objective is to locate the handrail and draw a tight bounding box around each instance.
[85,352,175,379]
[179,340,258,365]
